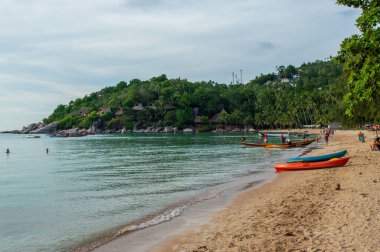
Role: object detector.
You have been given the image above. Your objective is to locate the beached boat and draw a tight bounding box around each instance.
[291,138,320,147]
[274,157,350,171]
[286,150,347,163]
[241,138,319,148]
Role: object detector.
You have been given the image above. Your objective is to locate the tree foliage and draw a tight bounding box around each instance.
[43,60,352,130]
[335,0,380,122]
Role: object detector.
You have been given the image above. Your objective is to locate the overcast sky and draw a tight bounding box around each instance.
[0,0,360,131]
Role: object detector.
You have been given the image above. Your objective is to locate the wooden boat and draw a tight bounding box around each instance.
[274,157,350,171]
[240,142,269,147]
[286,150,347,163]
[294,137,320,146]
[241,138,319,148]
[265,144,291,148]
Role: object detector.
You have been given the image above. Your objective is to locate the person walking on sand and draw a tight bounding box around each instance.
[324,130,330,145]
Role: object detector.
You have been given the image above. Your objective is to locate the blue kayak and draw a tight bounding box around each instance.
[286,150,348,163]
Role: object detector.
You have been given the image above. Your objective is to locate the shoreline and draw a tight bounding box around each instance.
[88,157,286,252]
[91,129,379,251]
[89,176,278,252]
[152,129,380,251]
[88,137,310,252]
[88,133,314,252]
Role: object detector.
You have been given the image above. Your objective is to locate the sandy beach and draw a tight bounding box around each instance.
[94,130,380,252]
[152,130,380,252]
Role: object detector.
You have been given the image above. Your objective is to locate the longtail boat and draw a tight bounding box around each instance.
[241,138,319,148]
[264,144,291,148]
[240,142,270,147]
[274,157,350,171]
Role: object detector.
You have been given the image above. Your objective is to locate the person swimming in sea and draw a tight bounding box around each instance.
[6,148,10,154]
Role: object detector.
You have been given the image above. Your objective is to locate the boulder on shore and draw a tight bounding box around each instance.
[30,122,57,134]
[183,128,194,133]
[22,123,37,134]
[163,126,174,133]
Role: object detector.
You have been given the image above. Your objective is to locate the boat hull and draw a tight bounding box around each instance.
[274,157,350,171]
[241,138,319,148]
[286,150,347,163]
[240,142,268,147]
[265,144,291,148]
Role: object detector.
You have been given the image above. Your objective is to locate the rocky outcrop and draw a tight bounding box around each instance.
[163,126,174,133]
[22,123,37,133]
[30,122,57,134]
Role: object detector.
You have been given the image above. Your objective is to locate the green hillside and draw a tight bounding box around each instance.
[43,60,358,131]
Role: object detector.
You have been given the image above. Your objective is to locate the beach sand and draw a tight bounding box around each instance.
[93,130,380,252]
[152,130,380,252]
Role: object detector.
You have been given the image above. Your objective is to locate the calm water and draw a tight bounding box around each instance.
[0,133,305,252]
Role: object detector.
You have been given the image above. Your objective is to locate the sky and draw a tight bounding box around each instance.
[0,0,360,131]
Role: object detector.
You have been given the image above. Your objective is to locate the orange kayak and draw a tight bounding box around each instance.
[274,157,350,171]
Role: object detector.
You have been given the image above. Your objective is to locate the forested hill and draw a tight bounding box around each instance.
[43,60,352,131]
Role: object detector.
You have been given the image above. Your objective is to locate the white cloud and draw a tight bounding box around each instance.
[0,0,360,130]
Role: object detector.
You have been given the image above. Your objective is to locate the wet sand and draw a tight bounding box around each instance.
[94,130,380,251]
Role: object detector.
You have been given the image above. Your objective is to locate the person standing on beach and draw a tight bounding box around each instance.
[370,137,380,151]
[358,131,365,142]
[324,130,330,145]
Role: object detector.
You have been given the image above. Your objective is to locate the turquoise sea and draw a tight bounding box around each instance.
[0,133,309,252]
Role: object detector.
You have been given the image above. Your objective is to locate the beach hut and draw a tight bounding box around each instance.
[148,103,157,110]
[194,116,201,128]
[132,103,144,111]
[115,107,124,117]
